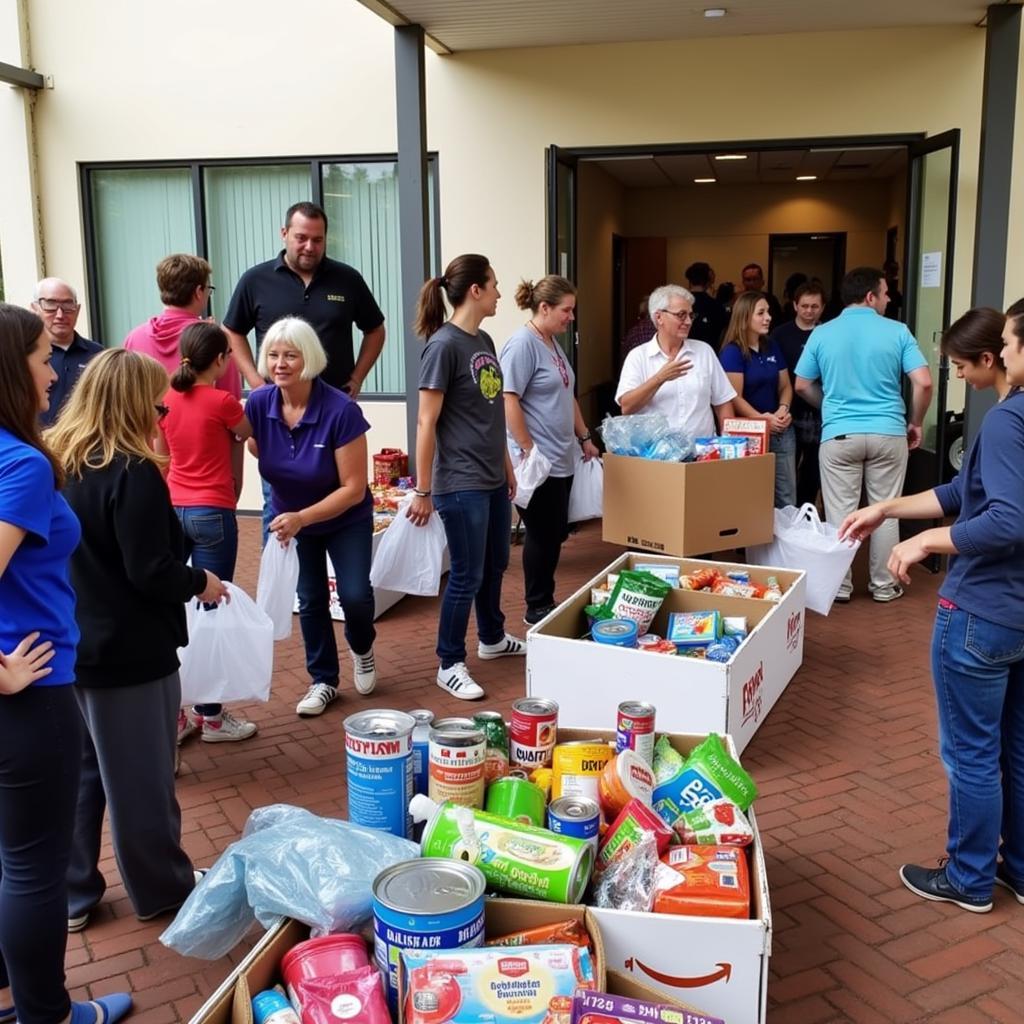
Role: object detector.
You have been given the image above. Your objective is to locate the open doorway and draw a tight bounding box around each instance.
[768,232,847,309]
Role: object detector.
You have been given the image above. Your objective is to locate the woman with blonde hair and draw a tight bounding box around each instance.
[46,349,225,933]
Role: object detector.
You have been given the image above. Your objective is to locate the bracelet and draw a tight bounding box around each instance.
[414,488,431,497]
[778,403,790,412]
[578,431,592,443]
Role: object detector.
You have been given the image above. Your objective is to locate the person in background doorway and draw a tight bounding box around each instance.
[740,262,783,322]
[684,262,728,351]
[716,282,736,317]
[501,276,600,626]
[407,255,524,701]
[838,303,1024,914]
[32,278,103,428]
[883,259,905,321]
[620,295,655,360]
[771,281,826,506]
[777,272,809,326]
[795,266,933,603]
[719,291,797,508]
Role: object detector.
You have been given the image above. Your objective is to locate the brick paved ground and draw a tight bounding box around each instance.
[62,517,1023,1023]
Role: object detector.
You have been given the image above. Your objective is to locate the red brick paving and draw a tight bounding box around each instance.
[62,517,1018,1022]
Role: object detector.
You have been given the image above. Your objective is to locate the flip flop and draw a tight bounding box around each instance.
[70,992,132,1024]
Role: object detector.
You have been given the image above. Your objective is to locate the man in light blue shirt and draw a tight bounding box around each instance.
[795,267,933,602]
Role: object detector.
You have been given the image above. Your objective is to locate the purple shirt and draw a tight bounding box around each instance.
[247,379,372,534]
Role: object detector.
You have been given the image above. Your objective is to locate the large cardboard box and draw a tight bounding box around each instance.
[602,452,776,556]
[526,552,805,753]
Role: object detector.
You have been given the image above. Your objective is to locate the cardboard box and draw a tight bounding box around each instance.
[605,970,722,1022]
[526,552,805,753]
[602,452,775,556]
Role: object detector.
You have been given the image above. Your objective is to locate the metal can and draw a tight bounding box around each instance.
[410,709,435,797]
[616,701,657,765]
[485,776,546,827]
[548,796,601,851]
[429,717,486,808]
[343,709,415,838]
[551,740,614,803]
[510,697,559,770]
[372,858,486,1013]
[472,710,510,782]
[251,991,300,1024]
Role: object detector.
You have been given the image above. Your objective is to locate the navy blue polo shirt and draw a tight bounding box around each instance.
[246,378,373,534]
[223,252,385,392]
[719,338,787,414]
[41,332,103,427]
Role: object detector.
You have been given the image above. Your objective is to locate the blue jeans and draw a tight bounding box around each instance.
[769,426,797,509]
[176,506,238,716]
[434,486,511,667]
[931,604,1024,897]
[260,477,273,548]
[295,515,376,688]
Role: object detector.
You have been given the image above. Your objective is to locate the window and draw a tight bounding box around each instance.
[83,157,439,395]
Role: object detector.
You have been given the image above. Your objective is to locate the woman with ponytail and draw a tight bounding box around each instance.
[155,322,256,744]
[407,256,523,700]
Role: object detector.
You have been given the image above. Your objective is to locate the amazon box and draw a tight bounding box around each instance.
[602,452,775,556]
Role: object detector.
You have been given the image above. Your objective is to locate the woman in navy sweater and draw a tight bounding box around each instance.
[841,303,1024,913]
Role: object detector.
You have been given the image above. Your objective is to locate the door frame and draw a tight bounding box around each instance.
[767,231,848,305]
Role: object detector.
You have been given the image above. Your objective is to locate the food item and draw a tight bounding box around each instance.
[402,944,594,1024]
[722,416,769,457]
[710,577,762,599]
[590,586,611,607]
[252,990,301,1024]
[410,710,435,798]
[591,570,672,636]
[591,618,639,647]
[616,701,656,766]
[716,436,747,459]
[632,563,681,587]
[693,437,719,461]
[672,798,754,846]
[281,934,370,1007]
[723,615,748,637]
[764,575,784,601]
[652,735,685,784]
[485,918,591,950]
[597,797,674,872]
[293,968,390,1024]
[677,567,721,591]
[594,829,659,912]
[571,987,725,1024]
[412,795,594,904]
[652,845,751,918]
[343,710,416,839]
[548,796,601,851]
[372,858,486,1013]
[643,639,679,655]
[529,766,554,799]
[666,610,722,648]
[473,710,511,783]
[551,741,614,803]
[705,635,741,663]
[510,697,560,771]
[636,633,662,649]
[598,750,654,820]
[429,718,486,808]
[485,776,547,827]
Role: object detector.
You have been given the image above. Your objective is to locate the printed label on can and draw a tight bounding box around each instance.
[510,702,558,770]
[413,739,429,796]
[344,731,413,838]
[551,743,613,802]
[484,746,510,782]
[429,738,486,807]
[616,704,656,766]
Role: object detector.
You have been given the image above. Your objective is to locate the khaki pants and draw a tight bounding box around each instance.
[819,433,909,595]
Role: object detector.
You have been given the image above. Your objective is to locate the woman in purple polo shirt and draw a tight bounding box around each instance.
[246,316,376,717]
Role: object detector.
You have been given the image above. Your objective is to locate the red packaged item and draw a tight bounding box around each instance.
[597,751,654,821]
[293,966,390,1024]
[722,417,769,457]
[673,798,754,846]
[597,798,674,872]
[677,568,720,592]
[485,918,591,950]
[652,845,751,919]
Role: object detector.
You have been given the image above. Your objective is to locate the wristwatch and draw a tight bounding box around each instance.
[577,431,592,444]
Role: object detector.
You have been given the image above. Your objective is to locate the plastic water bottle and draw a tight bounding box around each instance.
[410,709,435,796]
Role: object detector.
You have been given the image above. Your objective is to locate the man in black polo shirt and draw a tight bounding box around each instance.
[684,262,728,351]
[223,201,386,395]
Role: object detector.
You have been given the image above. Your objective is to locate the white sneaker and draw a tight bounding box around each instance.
[296,683,339,716]
[201,710,257,743]
[351,649,377,695]
[176,708,197,745]
[477,634,526,660]
[436,663,485,700]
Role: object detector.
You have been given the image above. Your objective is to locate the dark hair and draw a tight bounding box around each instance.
[157,254,212,308]
[1006,298,1024,350]
[741,262,764,277]
[717,282,736,307]
[285,201,328,232]
[1006,297,1024,319]
[784,272,808,298]
[841,266,885,307]
[794,281,826,303]
[171,322,230,392]
[685,262,712,288]
[412,254,492,339]
[0,304,63,486]
[514,275,576,313]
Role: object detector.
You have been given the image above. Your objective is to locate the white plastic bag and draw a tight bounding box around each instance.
[747,503,860,615]
[512,447,553,509]
[256,538,300,640]
[178,583,274,705]
[370,496,447,596]
[568,455,604,522]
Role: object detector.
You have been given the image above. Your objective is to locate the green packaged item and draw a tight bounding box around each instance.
[652,734,684,785]
[592,570,672,636]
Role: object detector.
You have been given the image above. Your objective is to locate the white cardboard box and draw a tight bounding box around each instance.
[527,553,806,753]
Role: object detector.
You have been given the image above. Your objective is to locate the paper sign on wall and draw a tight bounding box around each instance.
[921,251,942,288]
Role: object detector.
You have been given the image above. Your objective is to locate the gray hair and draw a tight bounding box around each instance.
[33,277,79,303]
[648,284,694,319]
[257,316,328,381]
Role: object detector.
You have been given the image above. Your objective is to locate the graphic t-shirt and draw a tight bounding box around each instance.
[419,323,507,495]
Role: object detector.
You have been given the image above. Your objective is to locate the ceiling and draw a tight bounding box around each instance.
[587,145,908,188]
[356,0,1003,53]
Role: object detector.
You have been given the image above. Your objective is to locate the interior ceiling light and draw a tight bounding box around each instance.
[694,178,716,183]
[796,175,818,181]
[714,154,747,161]
[704,8,727,16]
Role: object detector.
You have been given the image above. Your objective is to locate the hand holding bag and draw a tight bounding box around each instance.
[369,495,447,597]
[512,447,553,510]
[256,538,300,640]
[567,454,603,522]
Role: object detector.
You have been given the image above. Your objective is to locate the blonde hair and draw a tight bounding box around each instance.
[45,348,170,478]
[256,317,328,379]
[722,291,769,360]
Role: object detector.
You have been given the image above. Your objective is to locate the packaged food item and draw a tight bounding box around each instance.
[705,635,741,663]
[722,416,769,457]
[672,798,754,846]
[652,845,751,918]
[616,702,656,766]
[764,575,784,601]
[665,610,722,648]
[548,797,601,852]
[410,710,435,798]
[645,639,679,655]
[594,830,659,912]
[529,766,554,799]
[511,698,559,771]
[652,735,685,785]
[571,988,725,1024]
[344,710,416,839]
[597,797,674,872]
[485,918,591,949]
[590,586,611,607]
[636,633,662,650]
[552,742,614,803]
[429,718,486,808]
[598,750,654,820]
[485,776,547,827]
[401,944,594,1024]
[716,436,747,459]
[473,711,510,783]
[726,570,750,584]
[252,990,300,1024]
[281,933,370,1004]
[722,615,748,637]
[591,619,639,648]
[693,437,719,461]
[293,968,390,1024]
[591,571,672,636]
[633,563,681,587]
[677,567,720,591]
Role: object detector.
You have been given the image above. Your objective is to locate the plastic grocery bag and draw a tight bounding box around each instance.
[747,503,859,615]
[567,454,603,522]
[513,447,552,509]
[369,495,447,596]
[160,804,419,959]
[256,537,300,640]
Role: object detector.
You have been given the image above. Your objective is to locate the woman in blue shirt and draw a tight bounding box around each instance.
[841,303,1024,914]
[246,317,376,718]
[0,305,130,1024]
[719,291,796,508]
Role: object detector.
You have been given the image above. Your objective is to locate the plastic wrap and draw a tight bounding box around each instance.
[593,830,659,913]
[599,414,693,462]
[159,804,418,959]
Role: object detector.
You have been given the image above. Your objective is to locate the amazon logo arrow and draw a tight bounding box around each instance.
[623,956,732,988]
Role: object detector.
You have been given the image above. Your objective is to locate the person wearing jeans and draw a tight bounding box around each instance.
[407,254,525,701]
[840,302,1024,913]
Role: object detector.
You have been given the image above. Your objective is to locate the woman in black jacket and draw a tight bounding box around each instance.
[46,349,227,931]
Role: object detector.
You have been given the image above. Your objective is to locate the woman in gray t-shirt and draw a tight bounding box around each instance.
[501,276,600,624]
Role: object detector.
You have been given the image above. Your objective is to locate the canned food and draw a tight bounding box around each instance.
[485,775,546,826]
[548,796,601,851]
[410,709,435,797]
[472,710,510,782]
[510,697,559,770]
[616,701,656,765]
[429,718,486,808]
[343,710,415,838]
[598,749,655,821]
[551,741,614,803]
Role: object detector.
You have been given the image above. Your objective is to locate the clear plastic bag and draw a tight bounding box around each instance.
[599,414,693,462]
[256,538,300,640]
[513,447,553,509]
[159,804,419,959]
[369,494,447,597]
[593,830,659,912]
[567,454,603,522]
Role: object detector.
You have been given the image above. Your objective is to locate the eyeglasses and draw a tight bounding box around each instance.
[155,403,169,420]
[659,308,696,322]
[205,284,216,293]
[37,299,80,314]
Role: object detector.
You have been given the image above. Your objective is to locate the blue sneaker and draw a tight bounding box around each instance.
[899,863,992,913]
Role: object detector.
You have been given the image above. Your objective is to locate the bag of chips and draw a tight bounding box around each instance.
[671,797,754,846]
[591,570,672,636]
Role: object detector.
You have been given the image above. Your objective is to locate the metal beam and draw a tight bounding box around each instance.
[395,23,431,472]
[355,1,452,54]
[0,61,44,90]
[966,2,1021,444]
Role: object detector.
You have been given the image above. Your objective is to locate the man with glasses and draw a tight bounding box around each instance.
[616,283,736,439]
[32,278,103,426]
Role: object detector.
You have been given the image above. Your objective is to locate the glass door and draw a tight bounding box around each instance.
[546,145,578,374]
